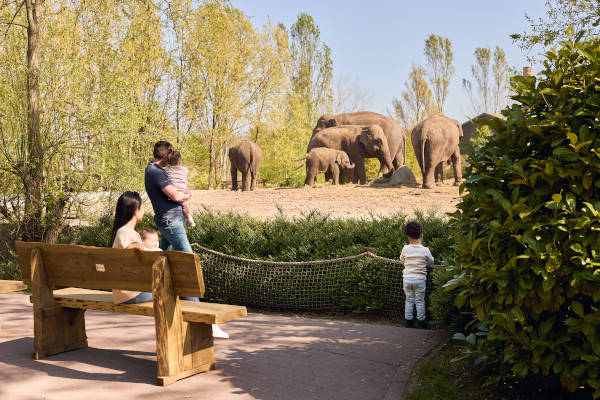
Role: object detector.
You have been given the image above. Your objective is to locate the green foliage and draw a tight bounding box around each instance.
[405,342,498,400]
[450,38,600,395]
[60,210,455,318]
[424,34,454,114]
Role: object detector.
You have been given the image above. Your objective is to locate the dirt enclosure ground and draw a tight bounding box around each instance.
[187,183,462,220]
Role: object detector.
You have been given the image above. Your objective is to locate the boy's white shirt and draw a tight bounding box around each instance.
[400,244,434,279]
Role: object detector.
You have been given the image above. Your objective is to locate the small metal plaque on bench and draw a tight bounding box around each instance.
[95,264,105,272]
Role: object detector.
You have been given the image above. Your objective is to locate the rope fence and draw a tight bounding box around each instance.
[192,243,437,317]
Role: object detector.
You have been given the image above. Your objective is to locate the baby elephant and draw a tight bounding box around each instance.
[305,148,355,186]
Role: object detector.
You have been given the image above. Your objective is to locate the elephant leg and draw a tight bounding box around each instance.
[250,166,257,191]
[422,141,436,189]
[451,149,462,185]
[230,164,238,191]
[241,169,250,191]
[435,162,444,184]
[393,148,404,169]
[324,170,333,183]
[355,159,367,185]
[305,165,316,186]
[332,165,340,185]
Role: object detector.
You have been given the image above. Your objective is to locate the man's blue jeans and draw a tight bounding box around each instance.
[158,218,198,302]
[158,219,193,253]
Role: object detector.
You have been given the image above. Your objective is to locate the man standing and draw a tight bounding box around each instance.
[145,141,192,252]
[145,141,230,339]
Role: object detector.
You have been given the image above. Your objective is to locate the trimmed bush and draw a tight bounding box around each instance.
[60,210,456,318]
[450,38,600,395]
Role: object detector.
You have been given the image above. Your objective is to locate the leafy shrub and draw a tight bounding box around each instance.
[450,38,600,395]
[62,209,456,319]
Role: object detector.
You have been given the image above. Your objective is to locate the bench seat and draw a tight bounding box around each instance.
[0,280,27,294]
[51,287,247,324]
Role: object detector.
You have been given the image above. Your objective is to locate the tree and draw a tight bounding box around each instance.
[511,0,600,61]
[392,64,433,131]
[463,46,513,115]
[288,13,333,128]
[331,75,372,114]
[0,0,171,243]
[181,1,263,188]
[424,34,454,113]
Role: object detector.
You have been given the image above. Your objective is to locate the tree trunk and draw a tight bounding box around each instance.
[22,0,45,242]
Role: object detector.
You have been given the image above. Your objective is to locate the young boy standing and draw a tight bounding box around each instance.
[400,221,434,329]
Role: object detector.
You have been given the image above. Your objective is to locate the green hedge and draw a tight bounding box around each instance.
[58,210,457,321]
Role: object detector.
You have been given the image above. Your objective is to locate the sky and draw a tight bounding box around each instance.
[230,0,548,123]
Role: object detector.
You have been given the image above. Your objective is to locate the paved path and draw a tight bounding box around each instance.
[0,292,446,400]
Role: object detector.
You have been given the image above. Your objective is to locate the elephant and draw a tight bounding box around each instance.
[411,114,463,189]
[228,139,262,191]
[304,148,355,186]
[312,111,406,176]
[307,124,393,185]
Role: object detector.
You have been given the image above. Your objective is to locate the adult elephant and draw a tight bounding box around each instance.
[307,125,393,185]
[411,114,463,189]
[312,111,406,175]
[228,139,262,191]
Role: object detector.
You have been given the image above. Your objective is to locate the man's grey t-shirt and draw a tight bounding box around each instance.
[145,162,183,226]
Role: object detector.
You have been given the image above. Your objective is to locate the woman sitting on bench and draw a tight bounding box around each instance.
[110,191,153,304]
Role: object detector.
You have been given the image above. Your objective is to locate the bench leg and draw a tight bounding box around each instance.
[33,307,88,359]
[153,255,215,386]
[30,248,87,359]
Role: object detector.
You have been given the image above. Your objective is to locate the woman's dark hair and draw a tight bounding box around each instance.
[168,150,182,166]
[404,221,423,240]
[110,191,143,247]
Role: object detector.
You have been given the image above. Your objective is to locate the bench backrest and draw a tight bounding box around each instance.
[15,241,205,298]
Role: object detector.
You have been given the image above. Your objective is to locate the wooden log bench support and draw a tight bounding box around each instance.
[15,241,247,386]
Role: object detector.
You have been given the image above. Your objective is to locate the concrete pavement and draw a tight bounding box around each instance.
[0,292,446,400]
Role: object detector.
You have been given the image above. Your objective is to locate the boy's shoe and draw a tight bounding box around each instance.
[416,319,428,329]
[187,218,196,227]
[405,319,414,328]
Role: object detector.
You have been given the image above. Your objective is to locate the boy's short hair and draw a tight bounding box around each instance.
[168,150,182,166]
[140,227,158,240]
[404,221,423,240]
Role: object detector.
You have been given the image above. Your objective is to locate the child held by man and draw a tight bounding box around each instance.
[400,221,434,329]
[165,151,195,227]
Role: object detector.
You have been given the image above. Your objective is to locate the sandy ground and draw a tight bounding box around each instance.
[187,182,462,220]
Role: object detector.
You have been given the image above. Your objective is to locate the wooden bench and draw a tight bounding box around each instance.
[0,279,27,294]
[15,241,247,386]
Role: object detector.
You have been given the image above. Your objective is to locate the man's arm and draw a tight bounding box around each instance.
[126,242,141,249]
[162,184,191,203]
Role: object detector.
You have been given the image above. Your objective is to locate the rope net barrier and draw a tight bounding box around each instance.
[192,243,435,316]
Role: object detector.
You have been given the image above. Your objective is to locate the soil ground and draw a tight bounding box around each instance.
[187,182,462,220]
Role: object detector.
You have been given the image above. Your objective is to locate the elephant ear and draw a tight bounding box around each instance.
[335,152,343,165]
[359,126,372,145]
[457,122,464,138]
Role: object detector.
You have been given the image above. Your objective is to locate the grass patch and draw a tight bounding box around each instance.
[405,340,497,400]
